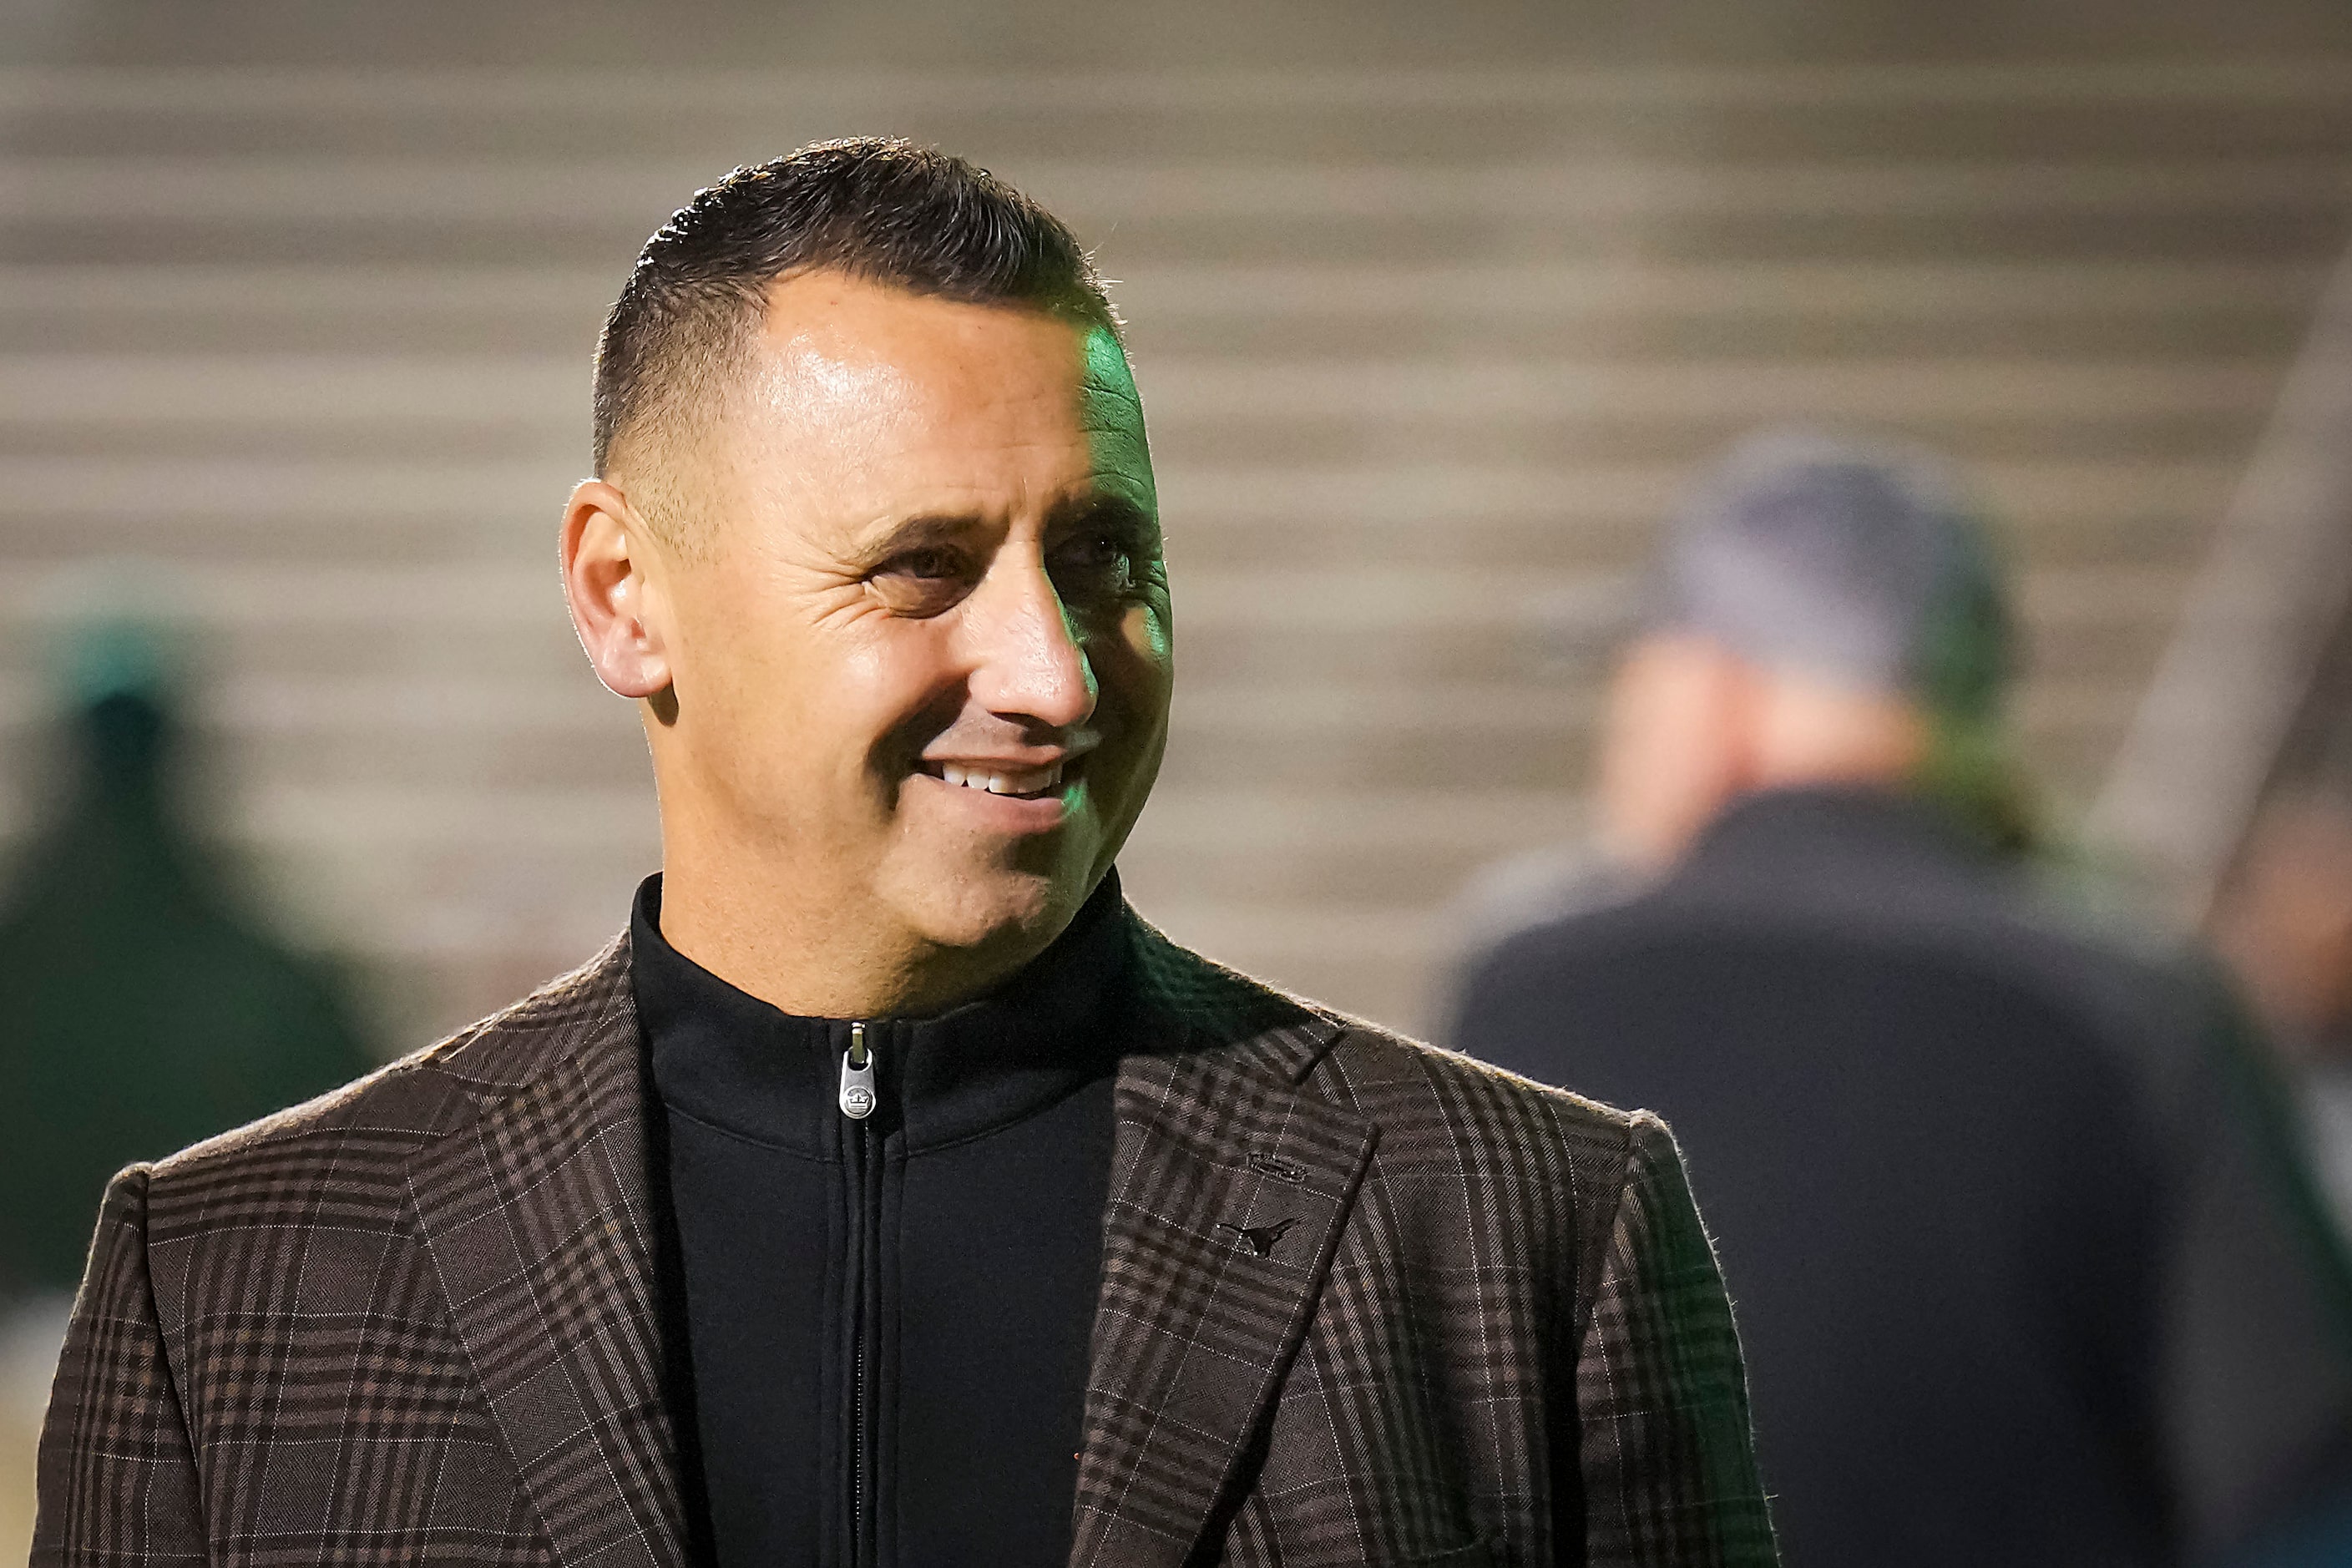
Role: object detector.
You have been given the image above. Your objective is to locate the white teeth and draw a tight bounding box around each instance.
[928,761,1065,796]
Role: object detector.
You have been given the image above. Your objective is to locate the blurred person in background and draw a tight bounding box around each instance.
[0,615,372,1305]
[36,143,1775,1567]
[1450,429,2352,1566]
[2187,787,2352,1568]
[0,610,377,1558]
[2213,783,2352,1240]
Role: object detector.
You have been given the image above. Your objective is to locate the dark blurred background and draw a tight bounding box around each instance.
[6,0,2352,1553]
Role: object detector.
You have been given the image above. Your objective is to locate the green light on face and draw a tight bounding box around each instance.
[1080,325,1157,521]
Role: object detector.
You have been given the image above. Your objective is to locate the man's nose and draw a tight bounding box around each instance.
[963,557,1098,731]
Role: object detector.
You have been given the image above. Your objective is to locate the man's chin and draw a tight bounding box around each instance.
[881,857,1098,964]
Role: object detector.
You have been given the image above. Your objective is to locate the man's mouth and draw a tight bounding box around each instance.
[915,759,1070,800]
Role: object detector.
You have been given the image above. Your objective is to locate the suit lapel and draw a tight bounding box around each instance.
[408,943,689,1568]
[1074,934,1376,1568]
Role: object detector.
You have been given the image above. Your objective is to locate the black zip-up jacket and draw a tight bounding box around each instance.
[631,873,1125,1567]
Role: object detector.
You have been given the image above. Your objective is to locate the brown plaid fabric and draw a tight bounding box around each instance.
[37,908,1774,1566]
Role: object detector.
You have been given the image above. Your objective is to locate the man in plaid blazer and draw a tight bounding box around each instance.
[38,141,1773,1566]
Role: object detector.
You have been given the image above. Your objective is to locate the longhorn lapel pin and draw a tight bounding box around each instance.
[1216,1216,1300,1257]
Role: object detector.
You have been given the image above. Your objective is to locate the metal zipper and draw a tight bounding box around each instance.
[842,1022,878,1568]
[839,1021,877,1119]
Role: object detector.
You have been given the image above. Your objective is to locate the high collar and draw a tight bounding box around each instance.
[630,872,1130,1157]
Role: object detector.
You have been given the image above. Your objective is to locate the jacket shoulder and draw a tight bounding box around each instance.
[1126,904,1646,1158]
[1322,1011,1651,1171]
[1308,1007,1679,1386]
[137,934,633,1219]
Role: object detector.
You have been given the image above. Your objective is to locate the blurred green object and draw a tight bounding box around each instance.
[0,661,375,1297]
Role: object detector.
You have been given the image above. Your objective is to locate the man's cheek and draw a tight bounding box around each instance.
[1134,599,1171,661]
[1099,604,1173,692]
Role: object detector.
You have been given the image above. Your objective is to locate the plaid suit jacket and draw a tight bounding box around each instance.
[37,908,1774,1566]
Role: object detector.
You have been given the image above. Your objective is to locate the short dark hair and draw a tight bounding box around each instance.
[592,138,1119,480]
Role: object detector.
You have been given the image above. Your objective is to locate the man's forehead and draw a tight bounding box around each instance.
[731,275,1153,516]
[756,272,1084,392]
[750,283,1115,420]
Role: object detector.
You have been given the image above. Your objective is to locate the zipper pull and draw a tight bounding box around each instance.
[838,1022,877,1120]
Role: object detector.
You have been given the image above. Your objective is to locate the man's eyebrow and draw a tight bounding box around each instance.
[1046,493,1156,538]
[847,512,990,567]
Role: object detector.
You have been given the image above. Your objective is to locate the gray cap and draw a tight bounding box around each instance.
[1646,428,2013,721]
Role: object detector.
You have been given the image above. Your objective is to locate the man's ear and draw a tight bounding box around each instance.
[561,479,674,702]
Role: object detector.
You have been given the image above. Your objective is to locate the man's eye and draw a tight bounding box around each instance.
[868,549,977,616]
[890,547,964,580]
[1050,534,1146,600]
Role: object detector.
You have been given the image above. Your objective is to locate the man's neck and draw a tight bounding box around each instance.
[651,869,1055,1020]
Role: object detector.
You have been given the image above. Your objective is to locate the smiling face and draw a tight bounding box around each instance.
[569,271,1171,1014]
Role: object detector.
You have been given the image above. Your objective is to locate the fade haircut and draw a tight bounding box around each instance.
[591,138,1120,534]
